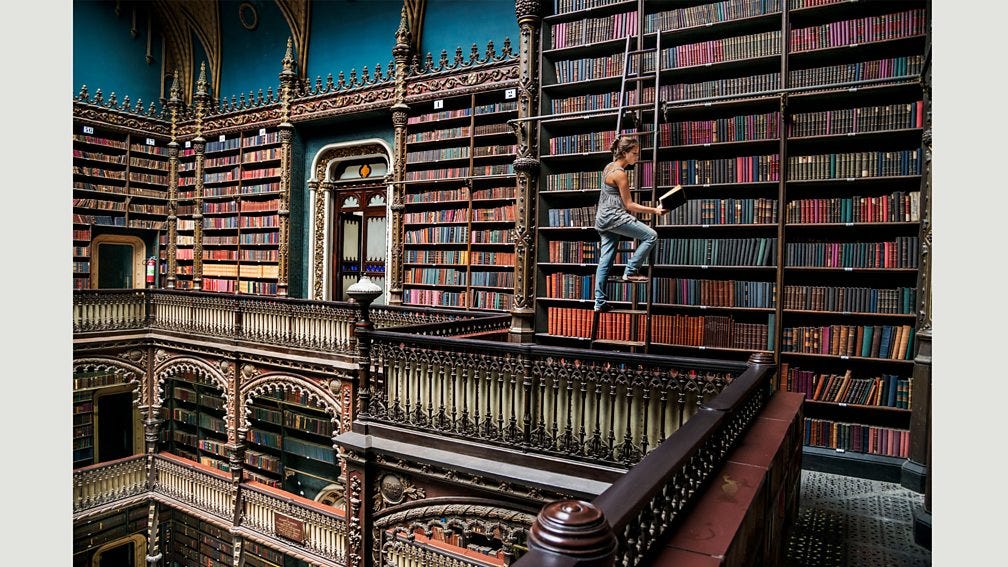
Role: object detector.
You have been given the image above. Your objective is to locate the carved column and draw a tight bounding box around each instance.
[905,53,932,547]
[144,416,164,566]
[165,71,182,289]
[308,179,324,299]
[192,62,210,291]
[341,451,375,567]
[276,38,298,297]
[509,0,543,340]
[388,7,413,306]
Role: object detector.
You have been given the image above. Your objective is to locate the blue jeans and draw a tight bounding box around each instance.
[594,219,658,310]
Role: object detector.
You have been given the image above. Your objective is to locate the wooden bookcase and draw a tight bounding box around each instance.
[401,90,518,311]
[165,510,232,567]
[244,391,339,498]
[173,128,283,294]
[73,390,95,468]
[73,122,171,289]
[160,375,230,473]
[534,0,927,473]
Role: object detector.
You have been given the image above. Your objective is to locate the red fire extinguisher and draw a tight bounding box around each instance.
[146,257,156,287]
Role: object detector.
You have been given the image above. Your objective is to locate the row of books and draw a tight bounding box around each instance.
[804,418,909,458]
[789,102,924,137]
[547,205,597,228]
[549,11,638,49]
[657,31,781,69]
[782,237,919,269]
[658,155,781,185]
[664,197,778,226]
[548,130,618,155]
[655,237,777,267]
[644,0,782,32]
[790,9,927,52]
[786,368,911,409]
[786,192,921,224]
[781,323,915,360]
[661,112,781,145]
[789,54,924,88]
[781,284,915,314]
[788,150,921,180]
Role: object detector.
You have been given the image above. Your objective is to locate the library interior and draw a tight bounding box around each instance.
[66,1,939,565]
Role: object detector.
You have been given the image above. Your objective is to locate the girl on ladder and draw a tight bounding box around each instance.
[593,135,664,313]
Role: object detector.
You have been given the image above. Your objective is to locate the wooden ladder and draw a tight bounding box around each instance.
[590,33,664,353]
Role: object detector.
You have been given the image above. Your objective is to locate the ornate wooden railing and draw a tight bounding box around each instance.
[360,327,748,468]
[73,455,147,513]
[73,289,505,355]
[515,355,774,567]
[153,453,235,521]
[240,481,348,564]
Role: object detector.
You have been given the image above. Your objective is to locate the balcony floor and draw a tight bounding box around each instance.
[784,470,930,567]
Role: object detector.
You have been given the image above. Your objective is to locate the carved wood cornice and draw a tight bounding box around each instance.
[405,62,519,103]
[73,102,170,137]
[289,85,396,122]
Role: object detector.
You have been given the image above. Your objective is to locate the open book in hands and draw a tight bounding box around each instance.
[658,184,686,211]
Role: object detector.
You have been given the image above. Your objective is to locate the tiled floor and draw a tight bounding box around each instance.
[784,470,931,567]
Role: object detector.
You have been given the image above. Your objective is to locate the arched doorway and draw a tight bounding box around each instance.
[306,140,392,302]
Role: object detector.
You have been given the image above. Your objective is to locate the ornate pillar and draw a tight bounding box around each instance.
[276,38,298,297]
[165,71,182,289]
[144,417,164,566]
[387,7,413,305]
[905,53,932,547]
[509,0,543,340]
[192,62,210,291]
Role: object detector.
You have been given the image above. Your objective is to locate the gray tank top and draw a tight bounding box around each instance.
[595,163,635,231]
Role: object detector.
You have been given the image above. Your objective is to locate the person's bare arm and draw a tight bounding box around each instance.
[611,169,663,216]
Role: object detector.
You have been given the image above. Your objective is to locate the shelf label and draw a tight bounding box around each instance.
[434,99,444,109]
[703,143,711,147]
[699,346,707,350]
[701,224,710,228]
[845,222,854,226]
[843,267,853,272]
[704,102,712,107]
[846,132,856,136]
[840,355,849,360]
[184,141,191,148]
[218,134,226,142]
[848,87,858,92]
[145,138,155,146]
[504,88,516,99]
[839,403,848,407]
[835,448,846,453]
[845,177,855,182]
[702,184,711,188]
[259,128,267,136]
[699,305,707,310]
[700,264,709,269]
[82,125,94,135]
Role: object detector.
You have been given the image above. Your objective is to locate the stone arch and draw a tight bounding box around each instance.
[73,357,145,407]
[306,138,393,300]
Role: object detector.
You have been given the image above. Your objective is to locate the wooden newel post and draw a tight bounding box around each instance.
[527,500,616,566]
[347,277,383,420]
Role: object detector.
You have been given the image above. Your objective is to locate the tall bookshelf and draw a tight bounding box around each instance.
[244,391,340,498]
[401,90,518,311]
[173,128,283,294]
[73,122,171,289]
[160,374,230,473]
[534,0,927,475]
[73,390,95,467]
[165,509,232,567]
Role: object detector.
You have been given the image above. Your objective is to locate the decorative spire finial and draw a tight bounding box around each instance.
[196,62,209,97]
[168,70,180,103]
[280,36,297,79]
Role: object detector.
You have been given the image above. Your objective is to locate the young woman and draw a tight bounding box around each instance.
[593,135,664,312]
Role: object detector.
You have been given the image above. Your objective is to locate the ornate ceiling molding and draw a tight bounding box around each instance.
[153,0,221,103]
[404,0,426,55]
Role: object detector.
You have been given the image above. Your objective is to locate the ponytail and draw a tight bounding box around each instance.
[611,135,639,160]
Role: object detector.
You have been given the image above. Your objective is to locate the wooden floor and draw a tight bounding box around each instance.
[784,469,931,567]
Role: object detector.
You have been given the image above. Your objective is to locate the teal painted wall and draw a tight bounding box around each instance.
[73,0,163,104]
[420,0,517,60]
[306,0,401,82]
[218,0,291,101]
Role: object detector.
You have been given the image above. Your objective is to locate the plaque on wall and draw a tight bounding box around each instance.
[274,513,305,544]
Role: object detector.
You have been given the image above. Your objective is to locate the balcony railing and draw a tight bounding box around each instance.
[73,289,505,355]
